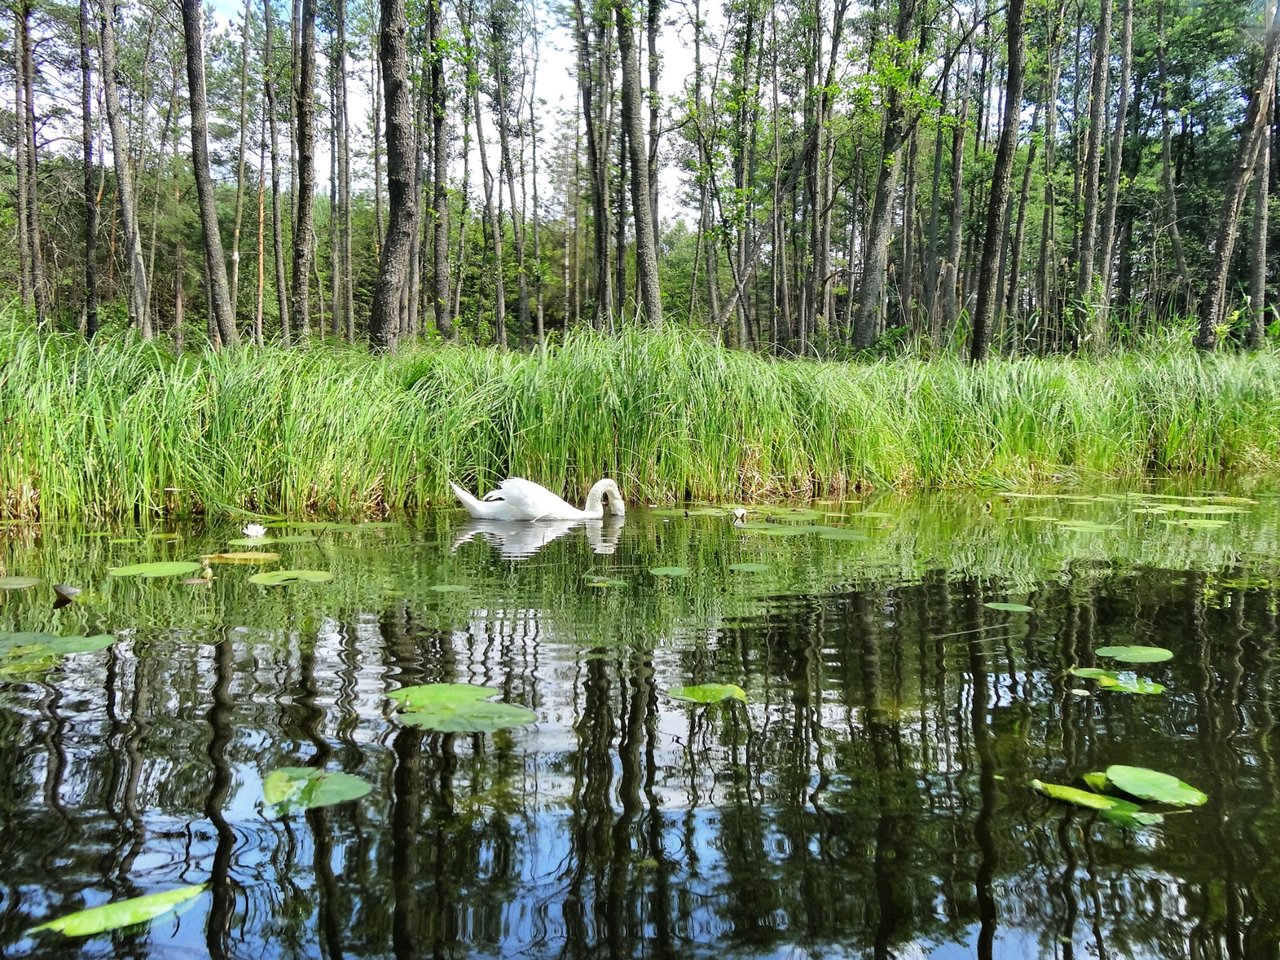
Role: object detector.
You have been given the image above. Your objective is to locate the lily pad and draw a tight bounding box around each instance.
[41,635,115,655]
[1095,645,1174,664]
[227,537,277,547]
[728,562,771,573]
[248,569,334,586]
[737,523,811,536]
[650,566,690,577]
[270,534,320,543]
[668,683,748,704]
[1056,520,1119,533]
[107,561,202,579]
[585,575,628,588]
[817,529,866,541]
[1068,667,1120,681]
[0,576,40,590]
[1030,779,1141,813]
[28,884,208,937]
[262,766,373,815]
[1161,518,1231,529]
[984,601,1034,613]
[1104,765,1207,807]
[202,552,281,564]
[427,583,469,593]
[1101,677,1166,695]
[389,683,536,733]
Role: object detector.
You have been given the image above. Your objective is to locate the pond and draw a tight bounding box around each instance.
[2,488,1280,959]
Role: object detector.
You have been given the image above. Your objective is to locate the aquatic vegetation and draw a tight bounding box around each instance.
[667,683,748,704]
[0,576,39,589]
[107,561,202,578]
[0,632,114,676]
[27,885,208,938]
[6,325,1280,519]
[1099,765,1208,807]
[262,767,373,816]
[389,683,537,733]
[247,569,334,585]
[1095,645,1174,663]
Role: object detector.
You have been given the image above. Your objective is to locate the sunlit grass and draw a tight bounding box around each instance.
[4,319,1279,519]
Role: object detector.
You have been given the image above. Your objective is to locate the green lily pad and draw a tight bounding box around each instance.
[1104,765,1207,807]
[1095,645,1174,664]
[270,534,320,543]
[1082,771,1111,793]
[389,683,536,733]
[728,562,771,573]
[817,529,866,541]
[427,583,469,593]
[28,884,208,937]
[1161,518,1231,529]
[227,537,277,547]
[585,575,628,588]
[0,576,40,590]
[737,523,811,536]
[1056,521,1119,533]
[1030,779,1141,813]
[1101,677,1166,695]
[262,766,373,815]
[1068,667,1120,681]
[1161,504,1247,515]
[202,551,281,564]
[984,602,1034,612]
[668,683,748,704]
[108,561,202,578]
[248,569,334,586]
[41,635,115,655]
[650,566,690,577]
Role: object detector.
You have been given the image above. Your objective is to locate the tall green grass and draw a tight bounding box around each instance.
[4,320,1280,519]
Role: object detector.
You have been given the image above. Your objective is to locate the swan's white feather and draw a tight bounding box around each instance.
[451,477,623,521]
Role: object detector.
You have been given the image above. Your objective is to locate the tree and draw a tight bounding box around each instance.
[181,0,240,344]
[369,0,417,348]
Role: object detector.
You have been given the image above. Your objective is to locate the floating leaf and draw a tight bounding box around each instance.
[390,683,536,733]
[227,537,277,547]
[585,575,628,588]
[1082,771,1111,793]
[108,562,202,579]
[1056,521,1119,533]
[427,583,469,593]
[1100,809,1166,828]
[270,534,320,543]
[41,635,114,655]
[1030,779,1141,813]
[262,766,373,815]
[1104,765,1207,807]
[737,523,811,536]
[817,529,866,541]
[202,552,281,564]
[1095,645,1173,664]
[1161,504,1247,515]
[1161,518,1231,529]
[650,566,690,577]
[728,562,771,573]
[668,683,748,704]
[248,569,334,586]
[1068,667,1119,681]
[984,602,1034,613]
[1102,677,1166,695]
[0,576,40,590]
[28,885,208,938]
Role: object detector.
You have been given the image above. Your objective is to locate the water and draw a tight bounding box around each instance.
[2,490,1279,959]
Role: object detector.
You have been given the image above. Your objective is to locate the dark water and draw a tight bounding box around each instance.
[2,490,1280,959]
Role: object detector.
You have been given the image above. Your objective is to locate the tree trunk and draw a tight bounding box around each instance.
[1073,0,1111,343]
[181,0,239,345]
[1093,0,1133,342]
[264,0,290,339]
[370,0,417,349]
[616,0,662,325]
[14,6,31,312]
[17,1,47,325]
[1248,136,1270,348]
[1156,17,1193,318]
[100,0,150,336]
[429,0,453,338]
[970,0,1025,361]
[231,0,253,323]
[80,0,100,338]
[571,0,613,328]
[292,0,316,336]
[1197,1,1280,349]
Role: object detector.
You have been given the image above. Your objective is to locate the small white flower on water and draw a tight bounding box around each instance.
[243,523,267,538]
[732,507,748,525]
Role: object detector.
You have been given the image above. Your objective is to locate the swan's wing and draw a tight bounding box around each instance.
[491,477,581,520]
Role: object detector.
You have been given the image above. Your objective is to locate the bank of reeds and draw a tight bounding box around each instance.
[4,321,1279,519]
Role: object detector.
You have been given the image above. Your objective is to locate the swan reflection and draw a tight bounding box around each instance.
[451,517,624,559]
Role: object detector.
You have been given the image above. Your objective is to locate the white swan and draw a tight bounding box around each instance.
[449,477,625,521]
[452,517,624,558]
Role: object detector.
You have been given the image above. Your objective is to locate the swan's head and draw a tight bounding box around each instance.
[587,478,625,517]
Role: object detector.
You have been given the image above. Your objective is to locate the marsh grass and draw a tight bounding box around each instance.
[4,321,1280,519]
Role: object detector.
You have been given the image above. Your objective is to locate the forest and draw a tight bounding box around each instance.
[3,0,1279,360]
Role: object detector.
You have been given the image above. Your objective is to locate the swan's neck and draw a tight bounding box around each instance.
[583,479,625,518]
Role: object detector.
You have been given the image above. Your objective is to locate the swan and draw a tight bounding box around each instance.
[449,477,625,521]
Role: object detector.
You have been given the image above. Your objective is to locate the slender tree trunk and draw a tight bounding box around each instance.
[264,0,290,338]
[14,7,31,311]
[181,0,239,345]
[291,0,316,336]
[473,72,506,346]
[373,49,384,256]
[370,0,417,349]
[340,0,353,342]
[100,0,150,336]
[572,0,613,328]
[1248,136,1270,348]
[970,0,1025,361]
[429,0,453,338]
[491,27,531,340]
[80,0,100,338]
[1197,0,1280,348]
[17,1,46,325]
[1036,26,1063,348]
[530,27,545,349]
[616,0,662,324]
[1093,0,1133,342]
[1073,0,1111,343]
[256,111,266,345]
[230,0,253,323]
[1156,16,1193,317]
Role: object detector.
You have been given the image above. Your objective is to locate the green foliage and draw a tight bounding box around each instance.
[4,323,1280,520]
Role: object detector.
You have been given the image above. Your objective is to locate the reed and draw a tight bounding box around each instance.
[4,320,1279,519]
